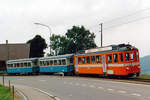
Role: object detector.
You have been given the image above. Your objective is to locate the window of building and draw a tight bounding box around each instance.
[130,53,134,61]
[119,53,123,62]
[91,56,95,64]
[96,55,101,63]
[108,55,112,63]
[125,53,130,61]
[62,59,66,65]
[113,54,118,63]
[87,56,90,64]
[78,57,82,64]
[82,57,86,64]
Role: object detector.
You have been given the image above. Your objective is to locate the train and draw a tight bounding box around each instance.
[6,44,141,77]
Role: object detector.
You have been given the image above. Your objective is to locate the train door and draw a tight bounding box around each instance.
[102,55,107,74]
[75,57,78,73]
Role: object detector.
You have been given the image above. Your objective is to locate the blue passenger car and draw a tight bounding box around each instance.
[39,54,74,75]
[6,58,39,74]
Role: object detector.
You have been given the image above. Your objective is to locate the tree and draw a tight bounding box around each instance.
[27,35,47,58]
[50,25,97,55]
[50,34,69,55]
[66,26,97,53]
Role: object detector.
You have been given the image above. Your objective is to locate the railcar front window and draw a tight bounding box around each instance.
[125,53,130,61]
[91,56,95,64]
[130,53,134,61]
[136,52,139,61]
[119,53,123,62]
[108,55,112,63]
[96,56,101,63]
[113,54,118,63]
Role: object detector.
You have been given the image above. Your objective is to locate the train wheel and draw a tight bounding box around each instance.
[136,73,140,77]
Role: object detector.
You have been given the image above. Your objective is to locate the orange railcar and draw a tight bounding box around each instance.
[74,44,140,77]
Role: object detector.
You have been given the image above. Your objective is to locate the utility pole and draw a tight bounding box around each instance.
[100,23,103,47]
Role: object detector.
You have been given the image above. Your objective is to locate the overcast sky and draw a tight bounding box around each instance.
[0,0,150,57]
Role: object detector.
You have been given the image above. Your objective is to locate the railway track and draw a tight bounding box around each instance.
[63,75,150,85]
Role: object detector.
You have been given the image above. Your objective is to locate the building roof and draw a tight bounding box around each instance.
[0,43,30,61]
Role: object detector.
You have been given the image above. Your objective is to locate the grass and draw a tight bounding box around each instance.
[139,74,150,79]
[0,85,12,100]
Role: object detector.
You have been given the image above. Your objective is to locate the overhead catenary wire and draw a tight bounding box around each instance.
[104,15,150,30]
[104,7,150,24]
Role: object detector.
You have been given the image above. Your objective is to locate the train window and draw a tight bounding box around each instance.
[20,63,24,67]
[87,56,90,64]
[7,64,10,67]
[54,60,57,65]
[50,60,53,65]
[17,63,19,67]
[14,64,16,67]
[91,56,95,64]
[11,64,13,67]
[82,57,86,64]
[125,53,130,61]
[136,52,139,61]
[108,55,112,63]
[69,58,73,64]
[58,60,62,65]
[113,54,118,63]
[46,61,50,65]
[96,56,101,63]
[62,59,66,65]
[119,53,123,62]
[24,63,27,67]
[78,57,82,64]
[130,53,134,61]
[28,63,31,67]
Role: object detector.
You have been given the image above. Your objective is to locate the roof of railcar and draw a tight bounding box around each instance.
[75,44,138,56]
[39,54,74,60]
[7,58,38,63]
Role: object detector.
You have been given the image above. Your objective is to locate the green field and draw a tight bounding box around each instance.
[0,85,12,100]
[139,74,150,79]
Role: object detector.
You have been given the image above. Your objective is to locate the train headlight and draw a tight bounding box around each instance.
[126,67,129,70]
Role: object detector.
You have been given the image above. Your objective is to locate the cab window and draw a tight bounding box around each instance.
[130,53,134,61]
[135,52,139,61]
